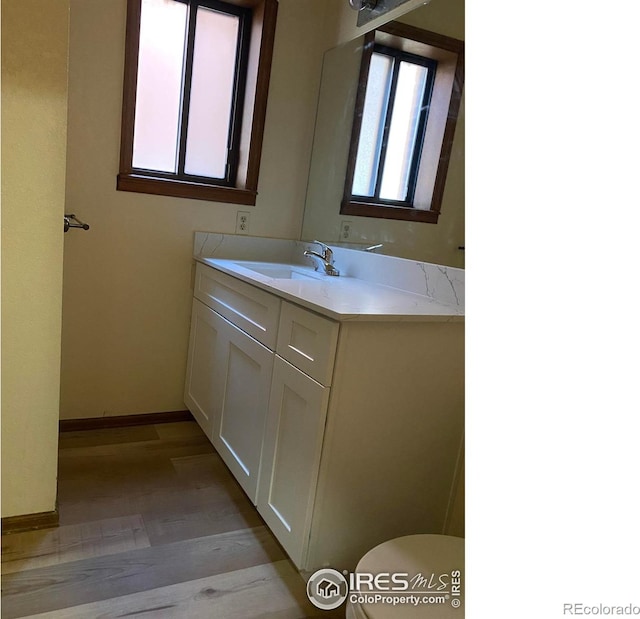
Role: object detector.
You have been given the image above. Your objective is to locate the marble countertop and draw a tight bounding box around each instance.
[197,257,464,323]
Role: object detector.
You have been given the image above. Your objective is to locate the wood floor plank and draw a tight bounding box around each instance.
[142,500,263,547]
[13,560,341,619]
[1,421,333,619]
[0,526,286,618]
[169,451,248,493]
[57,472,253,528]
[57,457,179,498]
[57,425,160,450]
[141,453,265,545]
[56,433,212,463]
[1,515,150,575]
[55,425,234,528]
[153,421,206,440]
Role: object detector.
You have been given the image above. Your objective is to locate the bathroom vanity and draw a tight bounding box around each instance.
[184,234,464,572]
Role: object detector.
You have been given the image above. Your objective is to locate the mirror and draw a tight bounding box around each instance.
[300,0,464,267]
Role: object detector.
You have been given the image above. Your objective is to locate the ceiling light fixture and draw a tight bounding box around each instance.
[349,0,378,11]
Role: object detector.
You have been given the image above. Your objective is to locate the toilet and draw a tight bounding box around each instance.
[346,534,464,619]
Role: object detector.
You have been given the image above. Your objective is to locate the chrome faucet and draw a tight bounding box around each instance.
[304,241,340,276]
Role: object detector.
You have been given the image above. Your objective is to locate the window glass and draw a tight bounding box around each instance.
[119,0,279,205]
[352,52,392,197]
[349,45,435,206]
[132,0,187,173]
[184,7,240,178]
[379,61,428,201]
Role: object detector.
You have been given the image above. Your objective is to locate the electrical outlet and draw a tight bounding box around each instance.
[236,211,250,234]
[340,220,352,240]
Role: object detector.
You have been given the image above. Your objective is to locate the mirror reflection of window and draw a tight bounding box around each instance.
[352,46,436,206]
[341,22,464,226]
[352,53,391,197]
[380,58,430,200]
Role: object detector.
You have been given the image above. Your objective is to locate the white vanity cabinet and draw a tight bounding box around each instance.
[208,305,274,503]
[261,315,464,572]
[185,264,280,503]
[257,301,339,567]
[185,260,464,573]
[303,319,464,571]
[257,357,330,566]
[184,299,221,437]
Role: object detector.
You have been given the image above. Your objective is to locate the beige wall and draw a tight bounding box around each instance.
[0,0,462,524]
[59,0,330,418]
[60,0,463,419]
[445,451,465,537]
[1,0,70,517]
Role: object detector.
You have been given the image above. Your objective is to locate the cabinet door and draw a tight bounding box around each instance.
[209,310,274,505]
[257,356,330,568]
[184,299,219,437]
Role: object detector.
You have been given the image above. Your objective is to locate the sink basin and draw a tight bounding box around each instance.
[234,261,323,281]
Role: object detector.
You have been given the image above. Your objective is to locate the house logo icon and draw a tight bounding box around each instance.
[307,568,348,610]
[317,578,340,598]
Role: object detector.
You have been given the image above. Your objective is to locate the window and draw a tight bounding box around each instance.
[118,0,278,205]
[351,44,437,207]
[342,23,464,224]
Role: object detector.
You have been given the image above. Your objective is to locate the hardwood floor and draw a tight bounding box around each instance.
[1,421,344,618]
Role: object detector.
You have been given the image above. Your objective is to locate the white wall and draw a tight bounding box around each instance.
[59,0,330,418]
[1,0,69,517]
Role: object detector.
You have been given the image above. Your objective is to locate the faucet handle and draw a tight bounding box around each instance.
[311,239,330,251]
[310,240,333,261]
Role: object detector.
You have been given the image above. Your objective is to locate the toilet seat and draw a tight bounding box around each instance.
[345,534,464,619]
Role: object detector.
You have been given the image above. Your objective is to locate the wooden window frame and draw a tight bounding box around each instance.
[117,0,278,206]
[341,22,464,224]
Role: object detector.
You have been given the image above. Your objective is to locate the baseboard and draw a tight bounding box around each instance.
[1,508,59,535]
[59,410,193,432]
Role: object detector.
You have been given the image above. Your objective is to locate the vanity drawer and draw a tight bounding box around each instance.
[194,262,281,349]
[276,302,339,385]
